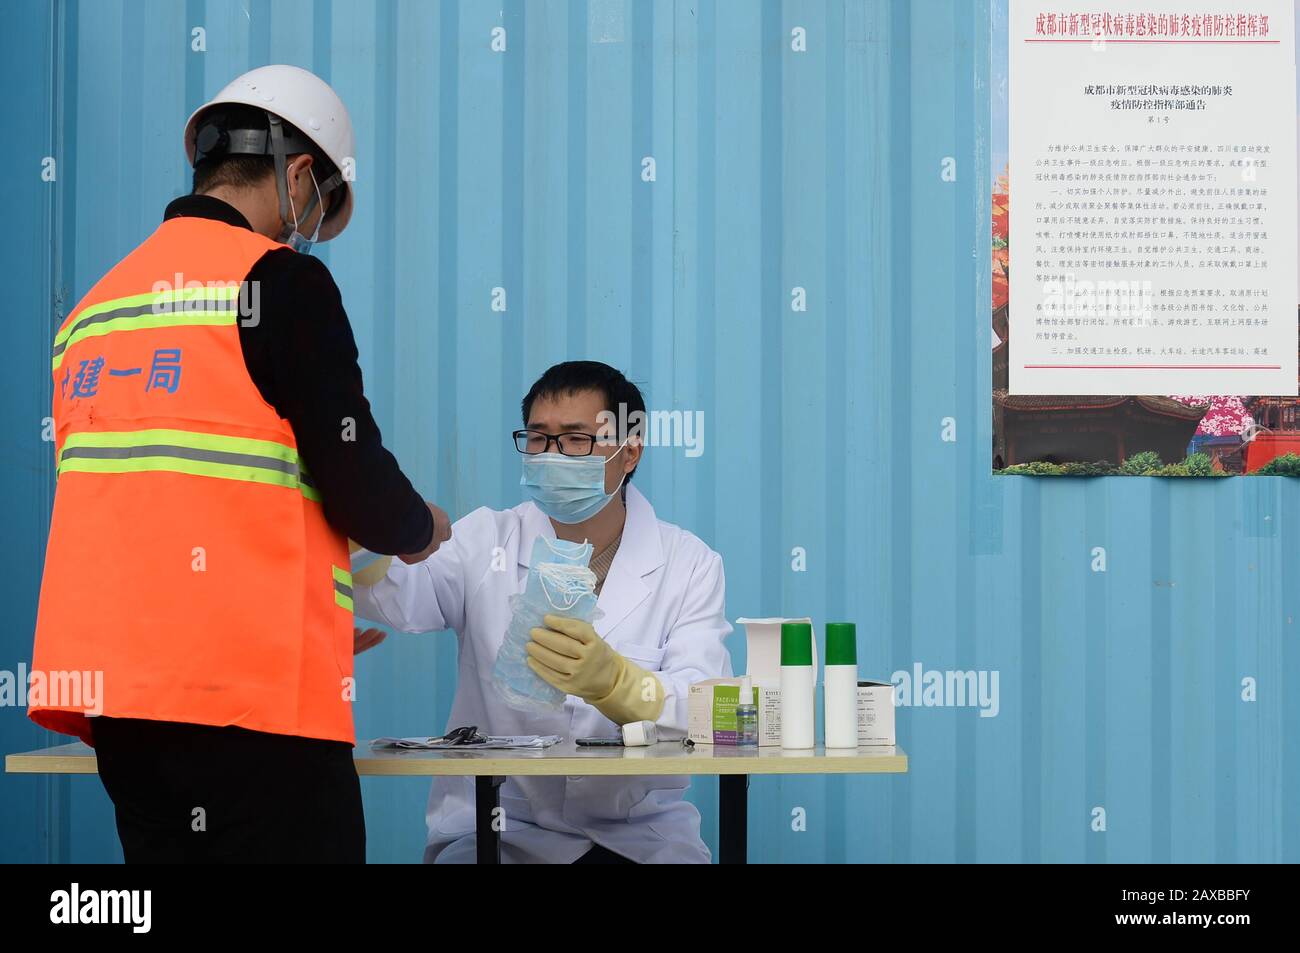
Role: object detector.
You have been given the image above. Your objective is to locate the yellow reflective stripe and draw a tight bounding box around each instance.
[58,452,324,504]
[56,454,301,489]
[60,428,298,464]
[332,566,354,612]
[53,311,236,371]
[54,286,241,348]
[54,428,323,503]
[299,465,321,503]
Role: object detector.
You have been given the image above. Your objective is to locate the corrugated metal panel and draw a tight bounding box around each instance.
[0,0,1295,863]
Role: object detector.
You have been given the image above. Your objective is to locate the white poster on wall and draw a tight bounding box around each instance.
[1008,1,1298,396]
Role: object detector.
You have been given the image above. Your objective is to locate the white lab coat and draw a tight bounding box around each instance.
[353,484,733,864]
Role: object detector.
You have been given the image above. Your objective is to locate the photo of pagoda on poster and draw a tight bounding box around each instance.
[993,0,1300,475]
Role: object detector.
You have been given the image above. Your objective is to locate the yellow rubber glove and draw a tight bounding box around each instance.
[525,614,666,725]
[348,539,394,587]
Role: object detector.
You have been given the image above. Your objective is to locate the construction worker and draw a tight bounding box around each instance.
[28,65,450,863]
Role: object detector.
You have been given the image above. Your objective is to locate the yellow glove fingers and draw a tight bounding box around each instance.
[541,614,597,643]
[524,638,580,675]
[526,656,569,691]
[353,555,393,587]
[524,625,662,722]
[528,626,584,659]
[349,538,393,587]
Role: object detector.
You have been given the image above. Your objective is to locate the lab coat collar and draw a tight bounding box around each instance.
[517,484,663,637]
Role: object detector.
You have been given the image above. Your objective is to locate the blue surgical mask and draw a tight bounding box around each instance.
[520,442,627,524]
[282,167,324,255]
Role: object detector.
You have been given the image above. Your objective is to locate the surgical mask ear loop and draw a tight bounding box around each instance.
[285,167,324,253]
[600,439,629,465]
[600,439,631,506]
[539,535,588,561]
[268,113,324,250]
[538,566,584,612]
[303,167,323,241]
[575,439,630,514]
[604,438,631,491]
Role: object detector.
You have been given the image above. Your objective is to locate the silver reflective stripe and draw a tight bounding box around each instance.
[51,299,235,359]
[59,443,300,475]
[333,579,353,599]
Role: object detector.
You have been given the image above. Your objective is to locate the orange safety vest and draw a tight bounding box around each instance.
[29,215,355,746]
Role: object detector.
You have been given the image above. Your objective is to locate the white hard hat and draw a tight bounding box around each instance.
[184,65,355,241]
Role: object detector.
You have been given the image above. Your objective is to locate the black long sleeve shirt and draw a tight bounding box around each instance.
[163,194,433,556]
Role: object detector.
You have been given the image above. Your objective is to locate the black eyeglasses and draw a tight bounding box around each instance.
[513,429,602,456]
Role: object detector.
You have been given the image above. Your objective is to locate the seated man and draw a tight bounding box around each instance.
[353,361,732,863]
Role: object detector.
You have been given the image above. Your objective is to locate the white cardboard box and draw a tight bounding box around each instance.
[857,681,896,745]
[687,617,816,746]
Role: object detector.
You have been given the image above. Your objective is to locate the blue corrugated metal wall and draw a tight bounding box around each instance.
[1,0,1296,864]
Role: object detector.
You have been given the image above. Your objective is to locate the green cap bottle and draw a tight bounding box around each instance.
[780,621,813,666]
[825,622,857,666]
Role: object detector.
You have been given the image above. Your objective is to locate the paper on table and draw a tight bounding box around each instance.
[369,735,562,750]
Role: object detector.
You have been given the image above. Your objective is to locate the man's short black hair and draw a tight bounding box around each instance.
[521,361,646,482]
[193,154,276,195]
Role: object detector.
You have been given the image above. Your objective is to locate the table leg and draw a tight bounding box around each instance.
[476,775,506,864]
[719,773,748,864]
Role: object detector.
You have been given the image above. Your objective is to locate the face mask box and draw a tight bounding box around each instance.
[857,681,896,745]
[687,617,816,747]
[687,679,781,746]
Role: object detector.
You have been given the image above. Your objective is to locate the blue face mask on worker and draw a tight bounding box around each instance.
[521,441,628,524]
[281,166,324,255]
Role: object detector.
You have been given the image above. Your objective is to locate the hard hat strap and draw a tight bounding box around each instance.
[316,170,345,205]
[268,114,322,240]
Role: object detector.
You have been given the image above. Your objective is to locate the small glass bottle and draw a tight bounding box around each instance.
[736,677,759,746]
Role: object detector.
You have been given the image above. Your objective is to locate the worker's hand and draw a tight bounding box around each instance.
[353,626,387,655]
[526,615,666,725]
[398,501,452,564]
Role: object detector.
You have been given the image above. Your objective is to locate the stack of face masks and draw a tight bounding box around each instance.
[492,536,602,713]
